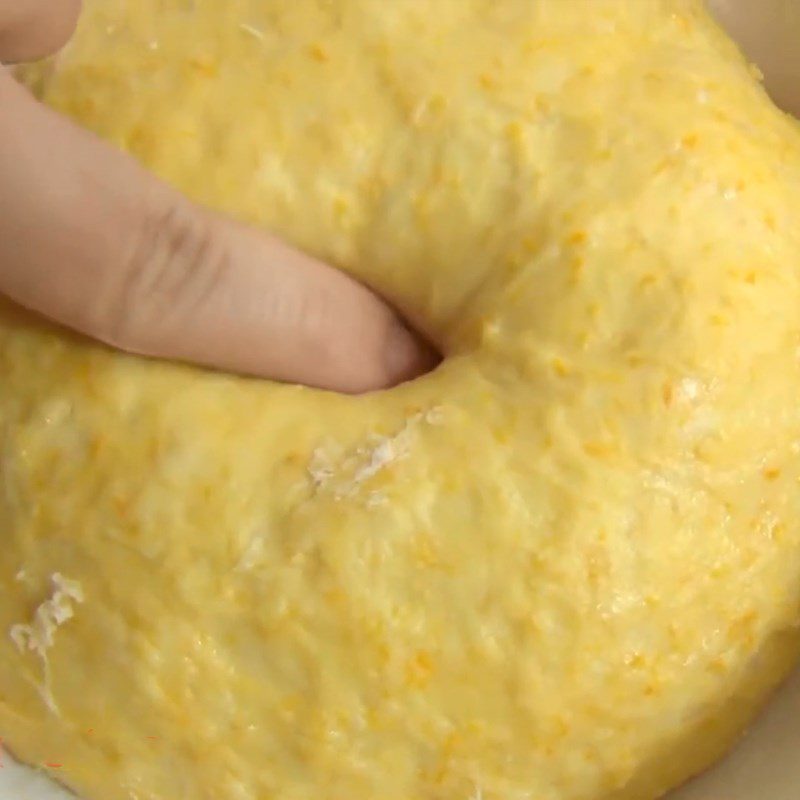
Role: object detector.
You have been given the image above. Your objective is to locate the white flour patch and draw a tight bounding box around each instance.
[235,533,267,572]
[240,22,267,42]
[308,407,444,504]
[676,377,702,403]
[9,573,84,713]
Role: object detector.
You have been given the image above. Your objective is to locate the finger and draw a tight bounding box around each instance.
[709,0,800,117]
[0,0,82,63]
[0,75,436,393]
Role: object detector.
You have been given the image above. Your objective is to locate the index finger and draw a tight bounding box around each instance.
[0,0,81,63]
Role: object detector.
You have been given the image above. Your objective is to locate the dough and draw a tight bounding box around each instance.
[3,1,800,798]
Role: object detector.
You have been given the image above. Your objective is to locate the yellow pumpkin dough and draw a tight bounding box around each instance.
[4,1,800,798]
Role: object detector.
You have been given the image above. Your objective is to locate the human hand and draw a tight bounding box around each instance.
[0,1,435,393]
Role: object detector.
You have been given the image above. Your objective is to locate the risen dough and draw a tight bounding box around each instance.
[4,2,800,799]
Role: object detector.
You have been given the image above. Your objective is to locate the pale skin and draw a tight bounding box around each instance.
[0,2,797,394]
[0,1,436,394]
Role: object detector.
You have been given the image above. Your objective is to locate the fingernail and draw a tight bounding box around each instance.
[384,320,440,386]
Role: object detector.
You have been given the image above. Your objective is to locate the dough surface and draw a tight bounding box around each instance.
[4,2,800,799]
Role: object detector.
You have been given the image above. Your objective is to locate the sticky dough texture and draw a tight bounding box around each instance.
[4,2,800,799]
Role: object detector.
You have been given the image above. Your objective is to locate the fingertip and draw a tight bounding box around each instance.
[381,320,441,390]
[0,0,82,63]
